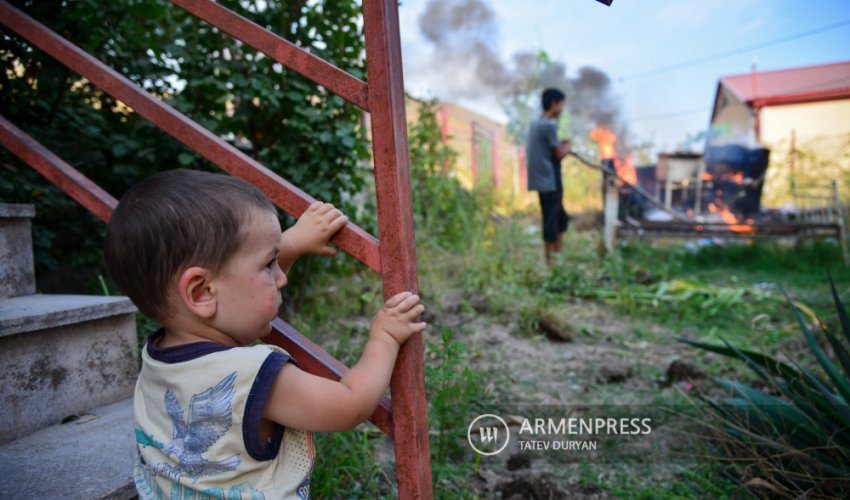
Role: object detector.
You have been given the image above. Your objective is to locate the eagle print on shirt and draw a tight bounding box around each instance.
[154,371,241,483]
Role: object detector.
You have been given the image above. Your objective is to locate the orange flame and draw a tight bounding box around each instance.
[723,172,745,184]
[589,128,617,160]
[615,153,637,186]
[708,201,753,233]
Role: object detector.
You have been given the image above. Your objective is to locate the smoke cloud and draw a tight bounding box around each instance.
[416,0,527,97]
[415,0,628,146]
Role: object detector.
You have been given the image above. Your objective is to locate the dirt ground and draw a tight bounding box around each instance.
[404,289,712,498]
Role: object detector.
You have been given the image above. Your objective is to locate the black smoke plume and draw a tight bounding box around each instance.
[416,0,628,149]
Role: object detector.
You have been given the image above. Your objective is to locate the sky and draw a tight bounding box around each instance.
[397,0,850,153]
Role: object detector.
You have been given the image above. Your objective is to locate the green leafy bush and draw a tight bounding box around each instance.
[1,0,370,297]
[407,99,492,252]
[682,278,850,498]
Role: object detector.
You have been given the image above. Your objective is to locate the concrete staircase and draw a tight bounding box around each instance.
[0,203,139,499]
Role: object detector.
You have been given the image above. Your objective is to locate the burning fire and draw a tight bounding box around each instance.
[707,201,754,233]
[589,127,617,160]
[704,168,748,184]
[590,127,636,188]
[615,153,638,186]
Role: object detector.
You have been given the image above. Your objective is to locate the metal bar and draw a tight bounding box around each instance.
[263,319,394,437]
[603,175,619,253]
[568,151,691,222]
[0,115,117,223]
[0,1,381,274]
[796,195,835,201]
[362,0,433,497]
[169,0,369,112]
[621,229,842,240]
[694,160,705,216]
[4,2,425,493]
[832,179,849,264]
[624,222,840,235]
[793,183,835,190]
[0,118,386,431]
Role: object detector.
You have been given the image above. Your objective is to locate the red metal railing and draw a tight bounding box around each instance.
[0,105,399,435]
[0,116,118,224]
[0,0,431,496]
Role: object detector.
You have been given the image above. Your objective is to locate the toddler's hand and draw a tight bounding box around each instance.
[370,292,426,347]
[284,202,348,257]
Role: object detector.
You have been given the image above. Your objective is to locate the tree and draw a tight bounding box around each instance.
[1,0,370,294]
[501,50,629,159]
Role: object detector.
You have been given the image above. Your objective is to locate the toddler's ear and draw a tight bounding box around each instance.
[177,266,216,319]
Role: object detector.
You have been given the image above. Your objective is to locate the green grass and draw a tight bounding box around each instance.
[600,464,746,499]
[270,215,850,497]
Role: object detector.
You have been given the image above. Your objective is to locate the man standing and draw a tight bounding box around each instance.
[526,88,572,265]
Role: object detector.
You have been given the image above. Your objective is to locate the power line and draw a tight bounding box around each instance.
[624,73,850,126]
[619,18,850,81]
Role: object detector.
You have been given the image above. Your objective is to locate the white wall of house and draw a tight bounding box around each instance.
[761,98,850,144]
[760,98,850,207]
[710,86,850,207]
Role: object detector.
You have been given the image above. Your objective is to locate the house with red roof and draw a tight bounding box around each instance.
[709,60,850,205]
[710,60,850,147]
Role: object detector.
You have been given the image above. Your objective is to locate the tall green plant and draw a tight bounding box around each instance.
[425,327,482,495]
[681,278,850,498]
[407,99,490,251]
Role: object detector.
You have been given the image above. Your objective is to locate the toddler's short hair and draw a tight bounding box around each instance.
[105,169,276,321]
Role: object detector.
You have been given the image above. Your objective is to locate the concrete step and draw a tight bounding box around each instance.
[0,203,36,299]
[0,294,138,443]
[0,398,136,499]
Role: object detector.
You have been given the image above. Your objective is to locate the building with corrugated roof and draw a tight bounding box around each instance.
[709,60,850,205]
[710,60,850,146]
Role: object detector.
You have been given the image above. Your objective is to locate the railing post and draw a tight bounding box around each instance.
[832,179,849,265]
[604,173,620,254]
[362,0,433,497]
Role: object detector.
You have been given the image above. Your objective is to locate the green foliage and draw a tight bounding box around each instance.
[601,464,741,499]
[538,250,787,338]
[407,99,457,179]
[425,327,481,464]
[1,0,370,296]
[680,239,843,276]
[426,327,482,492]
[310,430,386,498]
[304,323,389,496]
[502,50,549,146]
[763,135,850,208]
[682,278,850,498]
[307,324,484,497]
[407,99,492,251]
[559,239,850,348]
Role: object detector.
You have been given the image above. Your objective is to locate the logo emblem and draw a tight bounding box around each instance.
[467,414,510,456]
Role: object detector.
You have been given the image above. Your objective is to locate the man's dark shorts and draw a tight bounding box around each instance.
[538,190,569,242]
